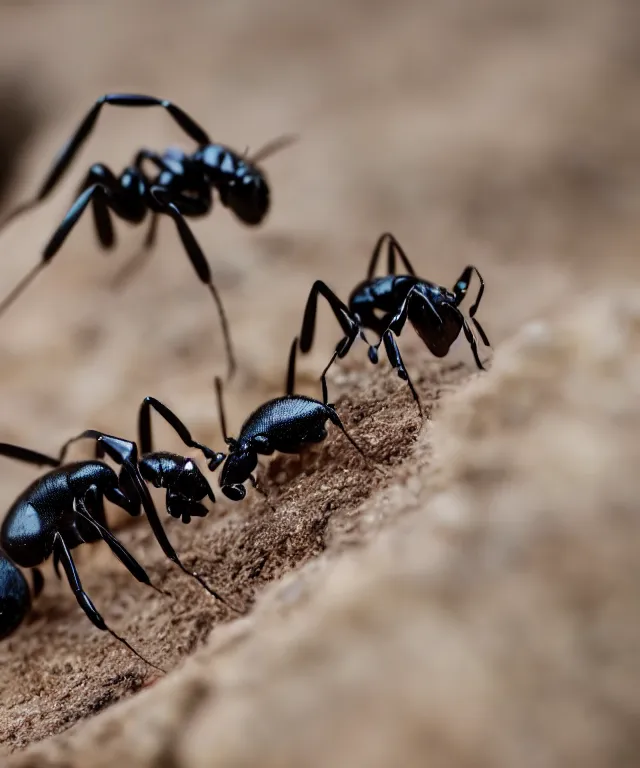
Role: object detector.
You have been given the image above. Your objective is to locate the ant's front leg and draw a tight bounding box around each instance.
[299,280,364,358]
[380,330,422,414]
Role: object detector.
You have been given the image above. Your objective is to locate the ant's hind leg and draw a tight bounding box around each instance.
[53,532,165,672]
[299,280,359,355]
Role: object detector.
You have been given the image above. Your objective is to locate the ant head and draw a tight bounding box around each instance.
[173,459,213,504]
[0,553,30,639]
[219,445,257,491]
[225,170,270,226]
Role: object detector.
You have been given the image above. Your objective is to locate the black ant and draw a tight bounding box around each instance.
[0,435,166,670]
[298,232,491,413]
[0,93,294,378]
[0,423,236,669]
[214,337,372,502]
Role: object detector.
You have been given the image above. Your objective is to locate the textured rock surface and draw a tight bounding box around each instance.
[9,290,640,767]
[1,0,640,765]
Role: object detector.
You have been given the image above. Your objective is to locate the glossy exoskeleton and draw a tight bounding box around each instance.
[0,553,42,641]
[0,93,294,378]
[110,396,225,525]
[62,398,239,613]
[298,232,491,411]
[59,418,235,611]
[215,337,369,501]
[0,436,165,669]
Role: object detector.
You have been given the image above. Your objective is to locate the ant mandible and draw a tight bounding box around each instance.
[214,337,373,502]
[0,93,294,378]
[298,232,491,413]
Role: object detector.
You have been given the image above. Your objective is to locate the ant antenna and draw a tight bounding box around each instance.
[248,134,299,164]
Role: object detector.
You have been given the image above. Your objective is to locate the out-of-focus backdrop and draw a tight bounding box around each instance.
[1,0,640,762]
[0,0,638,464]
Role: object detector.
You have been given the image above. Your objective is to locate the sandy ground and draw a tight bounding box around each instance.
[0,0,640,764]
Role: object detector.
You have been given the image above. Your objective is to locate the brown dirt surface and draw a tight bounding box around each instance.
[1,0,640,765]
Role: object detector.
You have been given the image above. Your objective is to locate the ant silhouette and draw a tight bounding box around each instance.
[215,337,373,501]
[0,434,168,670]
[0,93,295,378]
[298,232,491,412]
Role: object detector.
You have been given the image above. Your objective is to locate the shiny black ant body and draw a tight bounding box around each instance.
[0,421,236,668]
[215,338,370,501]
[0,553,41,641]
[0,435,166,669]
[0,93,293,378]
[298,232,491,412]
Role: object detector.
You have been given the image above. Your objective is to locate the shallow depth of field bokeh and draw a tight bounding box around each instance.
[1,1,640,765]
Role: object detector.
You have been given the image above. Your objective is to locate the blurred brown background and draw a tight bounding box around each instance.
[1,0,640,762]
[0,0,638,466]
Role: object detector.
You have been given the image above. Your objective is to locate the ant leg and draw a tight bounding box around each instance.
[138,396,224,468]
[369,287,440,365]
[320,347,341,406]
[324,408,381,473]
[0,442,60,468]
[299,280,360,355]
[109,213,158,291]
[472,318,491,348]
[92,190,115,249]
[0,93,211,234]
[381,330,422,415]
[57,429,136,466]
[53,532,164,672]
[84,431,240,612]
[213,377,239,462]
[0,182,115,318]
[113,471,143,517]
[75,490,165,596]
[458,313,486,371]
[75,163,119,250]
[452,265,481,311]
[150,187,235,380]
[366,232,417,280]
[285,337,298,396]
[452,266,491,347]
